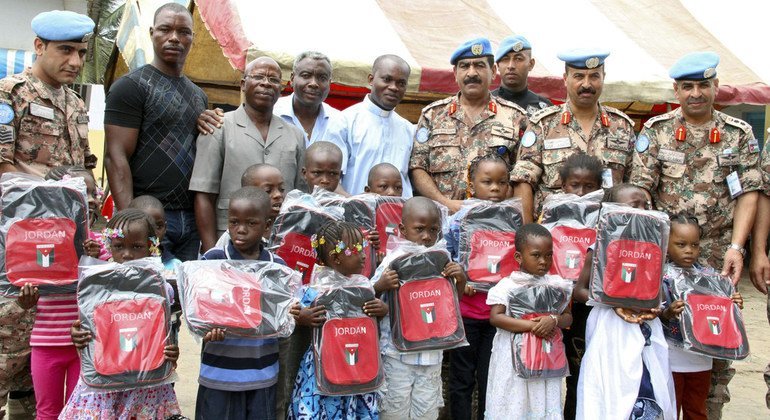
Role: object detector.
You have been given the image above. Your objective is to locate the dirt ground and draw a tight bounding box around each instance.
[172,287,770,418]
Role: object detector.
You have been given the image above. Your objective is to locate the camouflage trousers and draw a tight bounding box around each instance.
[0,300,34,412]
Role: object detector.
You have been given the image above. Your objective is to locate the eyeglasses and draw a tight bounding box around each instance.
[244,74,282,85]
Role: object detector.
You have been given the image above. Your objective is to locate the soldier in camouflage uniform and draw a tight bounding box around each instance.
[410,37,528,215]
[511,49,636,222]
[629,52,760,420]
[749,131,770,410]
[0,10,95,419]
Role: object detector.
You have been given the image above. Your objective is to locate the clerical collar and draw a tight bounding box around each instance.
[364,94,393,118]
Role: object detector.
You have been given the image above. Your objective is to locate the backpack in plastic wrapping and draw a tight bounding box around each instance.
[387,243,466,352]
[0,173,88,296]
[375,196,406,255]
[268,190,343,284]
[311,268,383,396]
[458,199,523,291]
[178,259,301,339]
[540,190,601,281]
[315,189,377,277]
[667,266,749,360]
[507,274,573,379]
[77,259,173,389]
[590,204,669,309]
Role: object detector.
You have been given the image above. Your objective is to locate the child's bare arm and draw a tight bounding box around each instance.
[294,304,326,327]
[164,344,179,363]
[363,298,388,318]
[489,304,536,334]
[573,250,593,303]
[660,300,685,322]
[731,292,744,310]
[367,229,380,251]
[71,320,92,349]
[83,238,101,259]
[442,261,468,296]
[373,268,399,295]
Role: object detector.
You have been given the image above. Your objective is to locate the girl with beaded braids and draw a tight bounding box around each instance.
[287,220,388,419]
[62,208,182,419]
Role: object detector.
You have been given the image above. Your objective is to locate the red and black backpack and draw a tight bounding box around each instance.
[458,199,523,291]
[540,191,601,281]
[375,196,405,254]
[0,174,88,295]
[77,261,173,389]
[177,259,300,339]
[317,193,378,277]
[590,204,669,309]
[312,284,383,396]
[388,248,465,351]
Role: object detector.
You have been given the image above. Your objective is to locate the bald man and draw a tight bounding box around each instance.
[190,57,305,252]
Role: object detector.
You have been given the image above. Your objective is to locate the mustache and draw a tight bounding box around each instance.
[578,86,596,95]
[463,76,483,85]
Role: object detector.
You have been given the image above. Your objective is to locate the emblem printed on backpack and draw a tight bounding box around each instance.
[385,223,398,235]
[345,343,359,365]
[542,339,552,354]
[707,316,721,335]
[295,261,310,273]
[621,263,637,283]
[420,302,436,324]
[36,243,55,267]
[119,327,138,351]
[487,255,502,273]
[565,250,580,269]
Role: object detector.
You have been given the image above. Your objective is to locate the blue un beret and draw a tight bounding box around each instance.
[495,35,532,63]
[557,48,610,69]
[450,37,493,65]
[669,52,720,80]
[31,10,95,43]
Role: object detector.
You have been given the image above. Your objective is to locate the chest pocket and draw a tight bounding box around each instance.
[428,136,462,174]
[489,125,516,150]
[661,162,686,179]
[542,150,569,188]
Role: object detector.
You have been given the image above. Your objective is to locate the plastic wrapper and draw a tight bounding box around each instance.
[77,259,175,390]
[387,241,467,351]
[268,189,343,284]
[178,260,301,339]
[458,198,523,291]
[540,190,602,281]
[589,203,669,309]
[507,274,573,379]
[0,173,89,296]
[311,267,383,396]
[665,266,749,360]
[375,196,406,254]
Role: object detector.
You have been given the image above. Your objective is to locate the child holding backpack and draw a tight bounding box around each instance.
[486,223,572,419]
[63,208,181,419]
[287,220,388,419]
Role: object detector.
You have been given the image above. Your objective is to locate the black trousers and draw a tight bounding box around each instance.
[563,301,591,420]
[449,317,496,420]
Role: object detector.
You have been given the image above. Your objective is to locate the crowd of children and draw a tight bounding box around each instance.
[1,140,749,420]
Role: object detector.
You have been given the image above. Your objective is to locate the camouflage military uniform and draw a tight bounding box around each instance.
[759,140,770,410]
[0,298,34,412]
[409,93,528,198]
[629,108,761,420]
[0,68,96,177]
[510,102,636,212]
[629,107,761,268]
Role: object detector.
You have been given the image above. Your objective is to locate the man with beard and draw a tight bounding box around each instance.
[630,52,761,419]
[326,54,414,196]
[511,48,636,222]
[410,37,528,214]
[105,3,207,261]
[273,51,340,146]
[491,35,552,115]
[189,57,305,252]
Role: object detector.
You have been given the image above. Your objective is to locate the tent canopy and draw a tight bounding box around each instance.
[107,0,769,121]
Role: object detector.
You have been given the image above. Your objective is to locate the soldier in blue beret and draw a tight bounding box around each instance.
[0,9,97,420]
[492,34,552,115]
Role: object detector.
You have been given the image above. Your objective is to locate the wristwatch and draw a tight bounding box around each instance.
[728,243,746,257]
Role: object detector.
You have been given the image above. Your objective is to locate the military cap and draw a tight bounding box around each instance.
[31,10,95,43]
[495,35,532,63]
[557,48,610,69]
[450,37,493,65]
[669,52,720,80]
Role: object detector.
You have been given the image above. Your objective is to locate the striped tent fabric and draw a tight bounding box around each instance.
[0,48,35,79]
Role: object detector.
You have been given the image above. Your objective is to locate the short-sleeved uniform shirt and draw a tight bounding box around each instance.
[628,108,762,267]
[510,103,636,210]
[104,64,207,210]
[409,93,528,198]
[0,68,95,176]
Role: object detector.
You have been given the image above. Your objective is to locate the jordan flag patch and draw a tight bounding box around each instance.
[420,302,436,323]
[487,255,501,274]
[36,244,54,267]
[542,339,552,354]
[708,316,721,335]
[621,263,636,283]
[565,250,580,269]
[345,343,359,365]
[119,327,138,351]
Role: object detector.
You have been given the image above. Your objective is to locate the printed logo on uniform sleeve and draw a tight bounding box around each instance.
[416,127,429,143]
[0,103,14,124]
[521,131,537,148]
[635,134,650,153]
[748,138,760,153]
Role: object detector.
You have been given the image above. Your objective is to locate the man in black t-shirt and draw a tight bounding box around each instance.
[491,35,552,116]
[104,3,207,261]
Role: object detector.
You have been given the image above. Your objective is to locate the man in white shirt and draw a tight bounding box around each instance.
[326,54,414,197]
[273,51,340,146]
